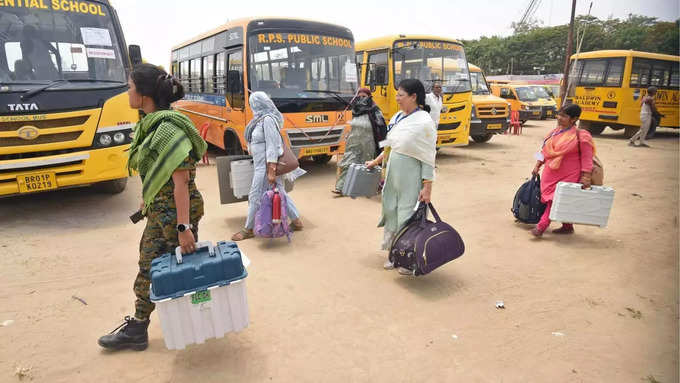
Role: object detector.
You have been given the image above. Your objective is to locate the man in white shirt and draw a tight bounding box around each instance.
[425,82,443,129]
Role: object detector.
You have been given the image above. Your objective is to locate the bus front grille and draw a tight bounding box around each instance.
[477,105,508,117]
[0,132,83,147]
[286,126,345,148]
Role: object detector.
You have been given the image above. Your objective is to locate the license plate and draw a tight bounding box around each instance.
[532,111,540,115]
[487,123,502,130]
[546,111,553,116]
[303,146,330,156]
[17,172,57,193]
[191,290,211,304]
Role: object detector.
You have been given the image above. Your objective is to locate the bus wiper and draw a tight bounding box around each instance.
[22,79,125,100]
[21,79,66,100]
[302,89,352,107]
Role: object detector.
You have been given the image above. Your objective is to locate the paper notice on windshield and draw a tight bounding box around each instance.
[86,47,116,60]
[81,27,112,47]
[344,61,357,83]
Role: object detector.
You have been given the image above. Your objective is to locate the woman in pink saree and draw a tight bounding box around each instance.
[531,104,593,237]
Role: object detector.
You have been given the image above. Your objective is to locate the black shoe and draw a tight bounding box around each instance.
[98,316,150,351]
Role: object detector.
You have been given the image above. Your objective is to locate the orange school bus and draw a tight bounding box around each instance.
[170,18,358,164]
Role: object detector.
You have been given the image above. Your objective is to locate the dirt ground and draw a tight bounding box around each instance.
[0,120,677,383]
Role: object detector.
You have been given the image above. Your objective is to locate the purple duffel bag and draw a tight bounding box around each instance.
[388,202,465,275]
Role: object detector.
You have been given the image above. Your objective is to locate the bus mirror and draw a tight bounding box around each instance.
[128,45,142,67]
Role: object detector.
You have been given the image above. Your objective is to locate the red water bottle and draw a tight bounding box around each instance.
[272,188,281,224]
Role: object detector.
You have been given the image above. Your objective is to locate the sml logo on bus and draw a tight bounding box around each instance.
[305,114,329,123]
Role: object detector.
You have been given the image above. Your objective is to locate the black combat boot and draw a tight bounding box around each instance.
[98,316,150,351]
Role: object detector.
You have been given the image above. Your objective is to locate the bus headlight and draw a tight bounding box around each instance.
[113,132,126,144]
[94,126,133,148]
[471,107,476,118]
[99,134,113,146]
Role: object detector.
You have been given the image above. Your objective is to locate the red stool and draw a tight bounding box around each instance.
[198,122,210,165]
[509,110,522,135]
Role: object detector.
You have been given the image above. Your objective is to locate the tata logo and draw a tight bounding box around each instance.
[607,91,616,99]
[491,108,498,115]
[305,114,329,123]
[17,125,40,140]
[7,103,39,112]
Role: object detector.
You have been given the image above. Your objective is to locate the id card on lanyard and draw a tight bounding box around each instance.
[536,127,572,161]
[387,109,419,133]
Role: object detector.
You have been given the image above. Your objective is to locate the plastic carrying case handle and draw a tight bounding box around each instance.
[175,241,215,264]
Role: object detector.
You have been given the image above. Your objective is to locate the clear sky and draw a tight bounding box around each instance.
[110,0,680,68]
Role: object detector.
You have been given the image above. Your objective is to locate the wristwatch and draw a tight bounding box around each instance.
[176,223,193,232]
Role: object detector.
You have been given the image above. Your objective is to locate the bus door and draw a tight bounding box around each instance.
[223,47,246,153]
[365,50,391,119]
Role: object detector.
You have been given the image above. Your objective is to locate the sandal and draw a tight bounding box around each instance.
[290,220,304,231]
[231,229,254,241]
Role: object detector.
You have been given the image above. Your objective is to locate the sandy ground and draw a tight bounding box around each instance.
[0,120,677,383]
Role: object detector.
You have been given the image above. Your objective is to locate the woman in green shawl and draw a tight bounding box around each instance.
[98,64,207,351]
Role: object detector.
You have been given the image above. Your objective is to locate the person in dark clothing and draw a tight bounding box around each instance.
[333,88,387,194]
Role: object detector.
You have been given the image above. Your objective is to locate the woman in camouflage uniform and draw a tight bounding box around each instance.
[98,64,207,351]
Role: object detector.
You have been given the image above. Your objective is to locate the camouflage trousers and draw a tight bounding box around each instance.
[134,196,203,320]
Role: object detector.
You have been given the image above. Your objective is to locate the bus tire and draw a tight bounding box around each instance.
[223,131,244,155]
[95,177,128,194]
[471,133,493,143]
[312,154,332,165]
[586,124,605,135]
[623,126,637,139]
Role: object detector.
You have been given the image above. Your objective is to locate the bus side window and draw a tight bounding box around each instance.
[216,52,226,94]
[650,61,671,87]
[180,60,189,90]
[366,52,388,86]
[630,59,651,88]
[670,62,680,88]
[604,58,625,87]
[203,55,214,93]
[226,49,244,109]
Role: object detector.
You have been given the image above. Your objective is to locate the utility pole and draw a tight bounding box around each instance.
[560,0,577,102]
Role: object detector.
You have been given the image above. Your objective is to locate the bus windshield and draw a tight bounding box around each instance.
[393,40,471,94]
[470,72,490,95]
[515,87,538,101]
[247,31,357,99]
[0,2,126,87]
[531,86,551,99]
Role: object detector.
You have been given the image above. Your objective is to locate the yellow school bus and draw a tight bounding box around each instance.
[565,50,679,137]
[356,35,472,147]
[489,83,545,124]
[467,64,509,143]
[171,18,357,164]
[0,0,140,196]
[528,85,557,118]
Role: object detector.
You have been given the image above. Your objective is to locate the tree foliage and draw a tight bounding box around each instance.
[463,14,679,75]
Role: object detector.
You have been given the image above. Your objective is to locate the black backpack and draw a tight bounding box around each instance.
[511,174,546,224]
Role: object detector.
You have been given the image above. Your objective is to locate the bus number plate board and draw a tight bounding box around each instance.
[304,146,330,156]
[17,172,57,193]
